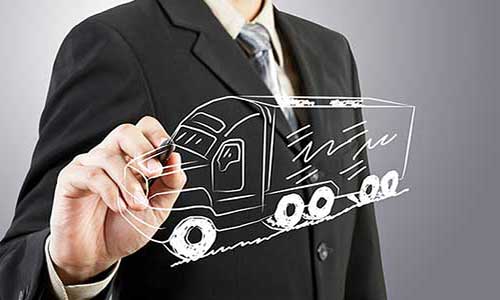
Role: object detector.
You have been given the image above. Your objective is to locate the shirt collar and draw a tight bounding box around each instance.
[203,0,284,66]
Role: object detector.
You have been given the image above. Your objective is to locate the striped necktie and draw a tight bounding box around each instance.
[237,23,299,131]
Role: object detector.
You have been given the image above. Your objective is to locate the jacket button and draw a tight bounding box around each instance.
[317,242,331,261]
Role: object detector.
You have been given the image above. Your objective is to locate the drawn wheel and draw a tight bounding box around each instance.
[359,175,380,204]
[307,186,335,220]
[381,170,399,197]
[169,216,217,260]
[274,193,305,229]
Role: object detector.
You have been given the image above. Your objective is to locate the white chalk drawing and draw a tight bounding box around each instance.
[118,96,415,267]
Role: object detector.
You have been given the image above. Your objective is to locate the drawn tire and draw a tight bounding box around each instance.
[359,175,380,204]
[274,193,305,229]
[307,186,335,220]
[169,216,217,260]
[381,170,399,197]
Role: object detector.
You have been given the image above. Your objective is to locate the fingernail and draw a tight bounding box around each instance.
[135,190,149,206]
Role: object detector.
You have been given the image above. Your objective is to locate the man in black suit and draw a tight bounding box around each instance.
[0,0,387,299]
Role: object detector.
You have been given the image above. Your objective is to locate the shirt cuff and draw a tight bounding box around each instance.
[45,236,120,300]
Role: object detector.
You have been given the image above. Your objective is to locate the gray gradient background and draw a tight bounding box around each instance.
[0,0,498,298]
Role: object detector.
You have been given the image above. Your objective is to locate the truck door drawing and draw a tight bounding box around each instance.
[121,96,415,266]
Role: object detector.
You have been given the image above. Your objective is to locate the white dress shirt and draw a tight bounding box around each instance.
[46,0,299,298]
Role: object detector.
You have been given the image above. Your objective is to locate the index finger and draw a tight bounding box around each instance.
[136,116,169,148]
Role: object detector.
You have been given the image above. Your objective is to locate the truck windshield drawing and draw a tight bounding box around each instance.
[120,96,415,267]
[174,125,217,159]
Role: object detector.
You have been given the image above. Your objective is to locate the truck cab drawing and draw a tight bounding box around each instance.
[125,96,415,264]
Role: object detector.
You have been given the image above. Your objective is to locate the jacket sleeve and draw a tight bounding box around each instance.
[343,38,388,300]
[0,18,155,299]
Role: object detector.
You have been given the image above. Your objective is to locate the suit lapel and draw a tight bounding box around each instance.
[158,0,271,98]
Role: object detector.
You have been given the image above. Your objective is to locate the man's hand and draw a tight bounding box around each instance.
[49,116,186,284]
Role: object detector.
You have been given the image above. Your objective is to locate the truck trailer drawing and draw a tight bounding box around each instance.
[122,96,415,266]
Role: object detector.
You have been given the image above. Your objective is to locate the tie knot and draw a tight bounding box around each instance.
[237,23,272,58]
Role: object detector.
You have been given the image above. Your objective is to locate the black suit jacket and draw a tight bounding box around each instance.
[0,0,386,299]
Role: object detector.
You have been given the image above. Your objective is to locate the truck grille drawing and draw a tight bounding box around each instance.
[120,96,415,267]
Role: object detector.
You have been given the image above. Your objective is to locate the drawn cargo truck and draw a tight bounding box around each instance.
[128,96,415,262]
